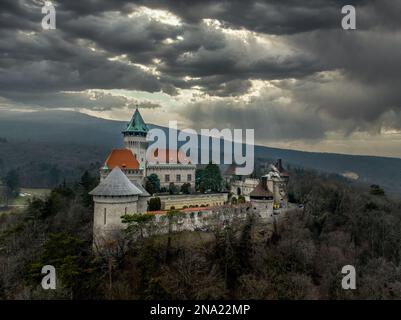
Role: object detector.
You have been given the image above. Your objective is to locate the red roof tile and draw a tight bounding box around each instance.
[105,149,139,170]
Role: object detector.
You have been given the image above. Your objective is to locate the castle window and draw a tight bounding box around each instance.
[125,207,127,214]
[176,174,181,182]
[165,174,170,182]
[104,208,107,225]
[187,174,192,182]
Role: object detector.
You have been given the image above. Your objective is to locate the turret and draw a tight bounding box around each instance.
[122,108,148,166]
[89,167,149,248]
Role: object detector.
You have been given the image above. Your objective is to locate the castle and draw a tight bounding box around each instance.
[90,109,290,247]
[99,109,196,189]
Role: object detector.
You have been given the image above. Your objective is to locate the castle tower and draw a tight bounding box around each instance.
[250,178,274,219]
[122,108,148,167]
[89,167,149,247]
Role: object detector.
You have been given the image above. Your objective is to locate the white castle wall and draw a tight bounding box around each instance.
[146,164,196,189]
[93,195,139,239]
[250,198,274,220]
[138,197,148,213]
[93,201,288,250]
[231,178,259,200]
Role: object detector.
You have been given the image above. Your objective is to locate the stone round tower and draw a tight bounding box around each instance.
[89,166,149,247]
[122,108,149,167]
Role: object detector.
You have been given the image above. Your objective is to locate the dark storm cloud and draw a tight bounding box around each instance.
[292,29,401,86]
[185,97,327,141]
[199,79,253,97]
[1,0,401,141]
[62,11,183,64]
[0,90,162,111]
[133,0,395,33]
[0,1,379,92]
[0,0,41,31]
[274,28,401,131]
[0,26,164,94]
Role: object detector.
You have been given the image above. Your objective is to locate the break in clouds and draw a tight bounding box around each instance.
[1,0,401,156]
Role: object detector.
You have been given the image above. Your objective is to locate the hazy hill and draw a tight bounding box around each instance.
[0,110,124,147]
[0,110,400,194]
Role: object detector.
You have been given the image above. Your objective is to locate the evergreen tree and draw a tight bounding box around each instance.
[29,233,97,299]
[168,182,178,195]
[145,174,161,195]
[148,197,161,211]
[122,213,155,241]
[80,171,97,208]
[203,162,223,192]
[195,168,205,192]
[180,182,191,194]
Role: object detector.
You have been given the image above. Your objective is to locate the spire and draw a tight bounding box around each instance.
[122,107,148,135]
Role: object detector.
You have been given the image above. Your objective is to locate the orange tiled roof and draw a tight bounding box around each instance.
[147,148,191,164]
[105,149,139,170]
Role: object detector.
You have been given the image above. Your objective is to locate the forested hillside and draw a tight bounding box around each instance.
[1,169,401,299]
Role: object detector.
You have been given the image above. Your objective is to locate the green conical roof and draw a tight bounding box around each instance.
[123,108,148,134]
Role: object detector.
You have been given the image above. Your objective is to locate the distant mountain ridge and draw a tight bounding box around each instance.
[0,110,400,194]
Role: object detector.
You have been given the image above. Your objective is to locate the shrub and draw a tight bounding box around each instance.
[148,197,161,211]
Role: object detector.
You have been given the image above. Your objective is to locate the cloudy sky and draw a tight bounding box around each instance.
[1,0,401,157]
